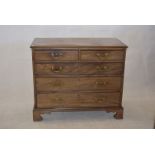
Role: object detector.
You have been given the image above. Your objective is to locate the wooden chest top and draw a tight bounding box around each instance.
[31,38,128,48]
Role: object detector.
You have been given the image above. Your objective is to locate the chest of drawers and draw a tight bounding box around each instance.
[31,38,127,121]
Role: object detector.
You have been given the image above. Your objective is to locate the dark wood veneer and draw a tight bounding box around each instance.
[31,38,127,121]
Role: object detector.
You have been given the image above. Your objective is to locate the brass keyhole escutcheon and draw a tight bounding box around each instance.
[95,80,108,86]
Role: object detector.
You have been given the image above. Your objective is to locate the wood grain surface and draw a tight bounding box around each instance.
[37,92,120,108]
[31,38,127,121]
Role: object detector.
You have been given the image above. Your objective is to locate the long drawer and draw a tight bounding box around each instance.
[36,77,122,91]
[37,92,121,108]
[34,62,123,75]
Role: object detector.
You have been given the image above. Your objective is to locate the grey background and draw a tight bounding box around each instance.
[0,25,154,128]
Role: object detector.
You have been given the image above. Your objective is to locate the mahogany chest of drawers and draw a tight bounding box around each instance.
[31,38,127,121]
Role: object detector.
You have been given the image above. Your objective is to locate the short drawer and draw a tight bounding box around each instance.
[80,50,124,61]
[35,63,78,75]
[36,77,122,92]
[34,49,78,61]
[79,62,123,75]
[37,92,120,108]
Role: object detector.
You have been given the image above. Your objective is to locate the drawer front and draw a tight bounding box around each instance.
[36,77,122,92]
[79,63,123,75]
[36,77,78,91]
[79,77,122,91]
[34,49,78,61]
[79,92,120,107]
[35,63,123,75]
[80,50,124,61]
[35,63,78,75]
[37,92,120,108]
[37,93,78,108]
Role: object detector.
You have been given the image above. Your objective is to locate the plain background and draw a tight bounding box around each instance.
[0,25,155,128]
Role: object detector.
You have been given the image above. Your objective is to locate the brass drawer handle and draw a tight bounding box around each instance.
[50,97,63,102]
[96,98,106,103]
[95,80,108,86]
[51,65,63,73]
[96,65,109,71]
[55,97,63,102]
[96,52,109,58]
[50,51,64,57]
